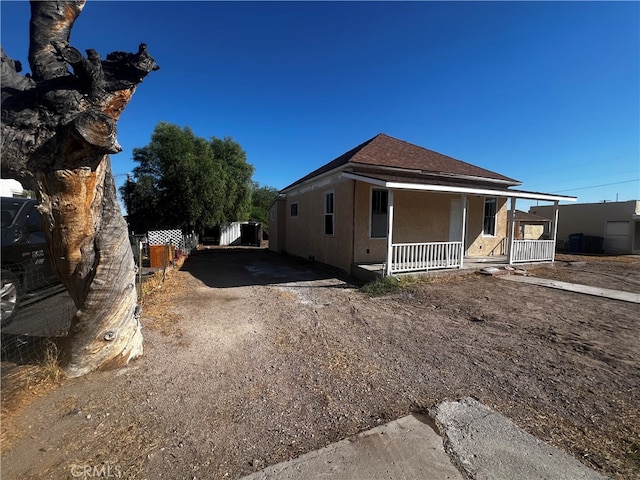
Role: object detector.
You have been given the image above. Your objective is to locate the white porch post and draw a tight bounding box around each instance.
[551,200,559,263]
[507,197,517,265]
[460,193,467,268]
[385,190,395,276]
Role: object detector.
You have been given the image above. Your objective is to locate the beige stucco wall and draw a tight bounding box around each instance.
[353,182,386,263]
[522,224,545,240]
[282,178,355,274]
[268,198,287,253]
[353,186,459,264]
[464,196,508,257]
[394,190,454,242]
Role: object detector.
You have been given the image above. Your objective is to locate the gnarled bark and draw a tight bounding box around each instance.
[1,0,158,377]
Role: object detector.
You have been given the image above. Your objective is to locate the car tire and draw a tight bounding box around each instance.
[1,270,20,327]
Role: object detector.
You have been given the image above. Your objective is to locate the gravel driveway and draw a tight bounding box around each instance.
[1,248,638,479]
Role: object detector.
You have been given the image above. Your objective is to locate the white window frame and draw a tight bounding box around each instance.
[324,191,335,236]
[482,197,497,237]
[370,188,389,239]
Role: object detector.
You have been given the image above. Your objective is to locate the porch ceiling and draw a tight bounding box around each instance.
[341,171,576,202]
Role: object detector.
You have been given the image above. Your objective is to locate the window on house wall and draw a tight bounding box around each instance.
[290,203,298,217]
[270,208,276,221]
[483,197,497,236]
[324,192,334,235]
[371,189,388,238]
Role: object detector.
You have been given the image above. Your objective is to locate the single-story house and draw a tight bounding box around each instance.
[530,200,640,254]
[269,133,576,277]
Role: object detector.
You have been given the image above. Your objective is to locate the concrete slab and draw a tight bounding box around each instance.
[242,397,608,480]
[240,414,463,480]
[431,397,608,480]
[500,275,640,304]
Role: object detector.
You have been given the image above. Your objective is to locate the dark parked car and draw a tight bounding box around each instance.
[1,197,59,325]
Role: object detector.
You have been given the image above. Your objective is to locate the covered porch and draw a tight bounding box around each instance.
[344,172,575,277]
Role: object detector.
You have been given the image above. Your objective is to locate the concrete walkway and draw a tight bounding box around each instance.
[500,275,640,304]
[242,397,607,480]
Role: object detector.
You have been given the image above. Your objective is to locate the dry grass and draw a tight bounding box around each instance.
[528,265,576,283]
[138,256,186,297]
[1,258,188,455]
[1,341,65,454]
[556,253,640,264]
[404,270,477,284]
[1,341,64,409]
[139,257,189,338]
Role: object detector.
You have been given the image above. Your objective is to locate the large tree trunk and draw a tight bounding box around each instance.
[1,0,158,377]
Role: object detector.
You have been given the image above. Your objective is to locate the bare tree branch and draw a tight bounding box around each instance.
[1,0,158,377]
[28,0,85,81]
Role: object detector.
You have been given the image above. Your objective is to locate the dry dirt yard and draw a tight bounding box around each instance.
[1,249,639,479]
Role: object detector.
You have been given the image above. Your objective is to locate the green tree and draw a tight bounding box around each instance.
[121,123,253,232]
[211,136,254,222]
[121,173,160,232]
[249,182,279,229]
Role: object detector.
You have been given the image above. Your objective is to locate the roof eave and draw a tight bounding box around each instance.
[280,164,348,194]
[348,162,521,187]
[342,172,577,202]
[426,171,521,187]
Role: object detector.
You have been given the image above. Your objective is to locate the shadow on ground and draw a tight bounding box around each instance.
[180,247,360,289]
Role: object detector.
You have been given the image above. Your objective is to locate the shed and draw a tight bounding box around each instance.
[203,222,262,246]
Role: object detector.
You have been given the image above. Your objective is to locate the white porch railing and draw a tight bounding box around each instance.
[511,240,555,263]
[390,241,463,274]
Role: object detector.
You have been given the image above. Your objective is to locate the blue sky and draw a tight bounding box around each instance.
[2,1,639,207]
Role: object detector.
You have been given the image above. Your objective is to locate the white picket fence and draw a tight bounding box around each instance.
[386,239,555,274]
[390,241,463,274]
[511,240,555,263]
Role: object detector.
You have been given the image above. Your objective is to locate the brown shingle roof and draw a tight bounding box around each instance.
[282,133,520,192]
[345,168,514,191]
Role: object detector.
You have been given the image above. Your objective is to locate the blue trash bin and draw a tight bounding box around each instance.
[568,233,583,253]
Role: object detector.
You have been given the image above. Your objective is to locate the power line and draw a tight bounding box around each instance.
[508,151,637,179]
[523,169,638,189]
[551,179,639,194]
